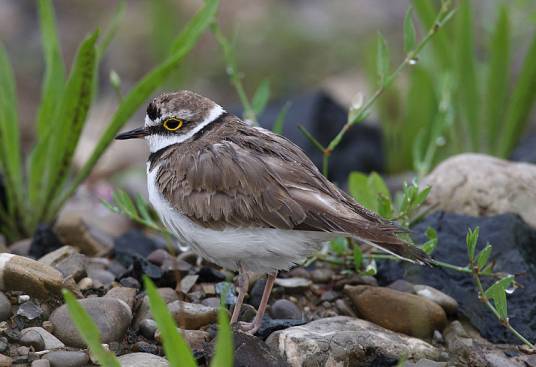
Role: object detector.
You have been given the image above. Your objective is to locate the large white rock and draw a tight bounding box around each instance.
[265,316,441,366]
[422,154,536,227]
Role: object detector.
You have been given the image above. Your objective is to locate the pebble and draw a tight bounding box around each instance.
[77,277,93,291]
[87,268,115,286]
[8,238,31,256]
[249,279,266,308]
[32,360,51,367]
[388,279,416,293]
[0,337,8,353]
[274,277,311,290]
[310,268,333,283]
[117,353,169,367]
[20,327,64,350]
[414,284,458,315]
[133,288,178,329]
[16,301,43,320]
[167,301,218,329]
[132,341,159,354]
[38,246,86,281]
[201,297,220,309]
[54,215,113,256]
[320,290,340,302]
[335,299,357,317]
[0,354,12,367]
[0,292,10,322]
[155,329,209,350]
[147,249,171,266]
[16,346,30,356]
[270,299,302,320]
[43,351,89,367]
[180,275,199,293]
[237,304,256,323]
[139,319,158,339]
[19,329,45,351]
[120,277,140,289]
[344,285,447,338]
[105,286,137,310]
[50,297,132,347]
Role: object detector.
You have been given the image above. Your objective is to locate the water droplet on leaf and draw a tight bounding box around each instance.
[409,57,419,65]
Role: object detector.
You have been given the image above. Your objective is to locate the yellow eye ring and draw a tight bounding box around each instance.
[163,118,183,131]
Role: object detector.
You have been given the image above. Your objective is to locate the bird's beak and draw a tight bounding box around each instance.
[115,126,149,140]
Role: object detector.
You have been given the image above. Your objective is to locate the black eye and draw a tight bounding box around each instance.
[163,118,183,131]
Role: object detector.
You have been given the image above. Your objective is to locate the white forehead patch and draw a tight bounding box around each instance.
[145,104,225,152]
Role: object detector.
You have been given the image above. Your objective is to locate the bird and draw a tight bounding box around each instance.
[115,90,430,334]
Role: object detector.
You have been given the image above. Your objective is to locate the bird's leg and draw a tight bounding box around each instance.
[230,264,249,324]
[239,271,277,334]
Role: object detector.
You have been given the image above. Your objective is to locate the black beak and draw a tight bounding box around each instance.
[115,127,148,140]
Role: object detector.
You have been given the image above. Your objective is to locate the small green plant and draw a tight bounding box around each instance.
[0,0,219,241]
[62,276,234,366]
[371,0,536,174]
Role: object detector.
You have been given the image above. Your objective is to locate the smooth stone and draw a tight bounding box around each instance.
[19,329,45,351]
[335,299,357,317]
[32,360,51,367]
[249,279,266,308]
[0,354,12,367]
[201,297,220,309]
[50,297,132,347]
[180,275,199,294]
[422,153,536,227]
[0,292,10,322]
[132,341,159,354]
[133,288,178,328]
[388,279,416,293]
[270,299,302,320]
[310,268,333,283]
[237,304,256,323]
[139,319,157,339]
[120,277,140,289]
[274,277,311,290]
[43,351,89,367]
[77,277,93,291]
[344,285,447,338]
[7,238,31,256]
[87,268,115,286]
[104,286,137,310]
[167,301,218,329]
[266,316,440,365]
[21,327,64,350]
[117,353,168,367]
[16,301,43,320]
[414,284,458,315]
[147,249,171,266]
[54,215,113,256]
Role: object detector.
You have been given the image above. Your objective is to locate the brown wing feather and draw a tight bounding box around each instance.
[156,116,429,263]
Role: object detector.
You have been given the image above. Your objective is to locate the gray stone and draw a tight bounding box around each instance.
[266,316,441,366]
[0,353,11,367]
[310,268,333,283]
[8,238,31,256]
[155,329,209,350]
[405,360,448,367]
[180,275,198,294]
[0,292,10,322]
[38,246,77,266]
[0,337,8,353]
[270,299,302,320]
[167,301,218,329]
[133,288,178,329]
[16,301,43,320]
[43,351,89,367]
[50,297,132,347]
[388,279,416,293]
[20,327,64,350]
[87,268,115,286]
[117,353,168,367]
[139,319,157,340]
[414,284,458,315]
[484,352,523,367]
[19,329,45,351]
[274,277,311,290]
[31,360,51,367]
[104,286,137,310]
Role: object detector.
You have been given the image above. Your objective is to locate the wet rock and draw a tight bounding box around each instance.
[344,285,447,338]
[274,277,311,291]
[43,351,89,367]
[0,354,12,366]
[167,301,218,329]
[50,297,132,347]
[423,154,536,228]
[29,225,64,259]
[266,316,441,365]
[55,215,113,256]
[0,292,10,322]
[414,284,458,315]
[20,327,64,350]
[39,247,87,281]
[0,254,75,298]
[16,301,43,320]
[104,286,137,310]
[388,279,416,293]
[378,212,536,344]
[117,353,168,367]
[270,299,302,320]
[32,360,51,367]
[139,319,157,339]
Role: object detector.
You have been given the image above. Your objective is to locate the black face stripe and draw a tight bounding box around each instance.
[192,112,228,141]
[147,102,160,121]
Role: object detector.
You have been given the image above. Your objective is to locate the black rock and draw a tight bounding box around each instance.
[236,90,384,185]
[121,254,163,282]
[256,317,307,339]
[29,224,64,258]
[377,212,536,345]
[510,132,536,164]
[196,267,226,283]
[114,229,163,259]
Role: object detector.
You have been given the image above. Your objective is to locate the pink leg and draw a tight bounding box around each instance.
[240,272,277,334]
[230,264,249,324]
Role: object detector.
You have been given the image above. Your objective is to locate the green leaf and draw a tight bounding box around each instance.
[330,237,348,255]
[403,7,417,52]
[367,172,390,200]
[251,79,271,117]
[348,172,375,212]
[485,275,514,320]
[272,101,291,134]
[63,290,121,367]
[144,277,197,367]
[414,186,431,207]
[209,307,234,367]
[376,32,390,85]
[353,245,363,272]
[50,0,219,217]
[422,227,438,255]
[498,32,536,157]
[36,0,65,138]
[485,6,510,151]
[466,227,479,261]
[377,194,394,219]
[476,243,493,270]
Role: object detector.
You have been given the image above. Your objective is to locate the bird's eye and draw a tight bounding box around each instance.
[163,118,183,131]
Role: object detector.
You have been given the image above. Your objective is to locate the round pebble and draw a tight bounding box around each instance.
[117,353,169,367]
[19,329,45,351]
[139,319,158,340]
[50,297,132,348]
[87,268,115,286]
[270,299,302,320]
[0,292,11,322]
[310,268,333,283]
[44,351,89,367]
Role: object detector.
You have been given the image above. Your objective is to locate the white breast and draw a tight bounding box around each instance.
[146,164,331,273]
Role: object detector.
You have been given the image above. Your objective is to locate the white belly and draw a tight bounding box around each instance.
[147,164,330,273]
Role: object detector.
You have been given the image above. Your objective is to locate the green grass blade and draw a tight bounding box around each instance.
[40,31,98,221]
[498,33,536,157]
[36,0,65,138]
[209,307,233,367]
[403,6,417,53]
[454,0,480,151]
[272,101,291,134]
[144,277,197,367]
[485,6,510,152]
[376,32,390,85]
[0,43,23,218]
[251,79,271,117]
[51,0,219,218]
[62,290,121,367]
